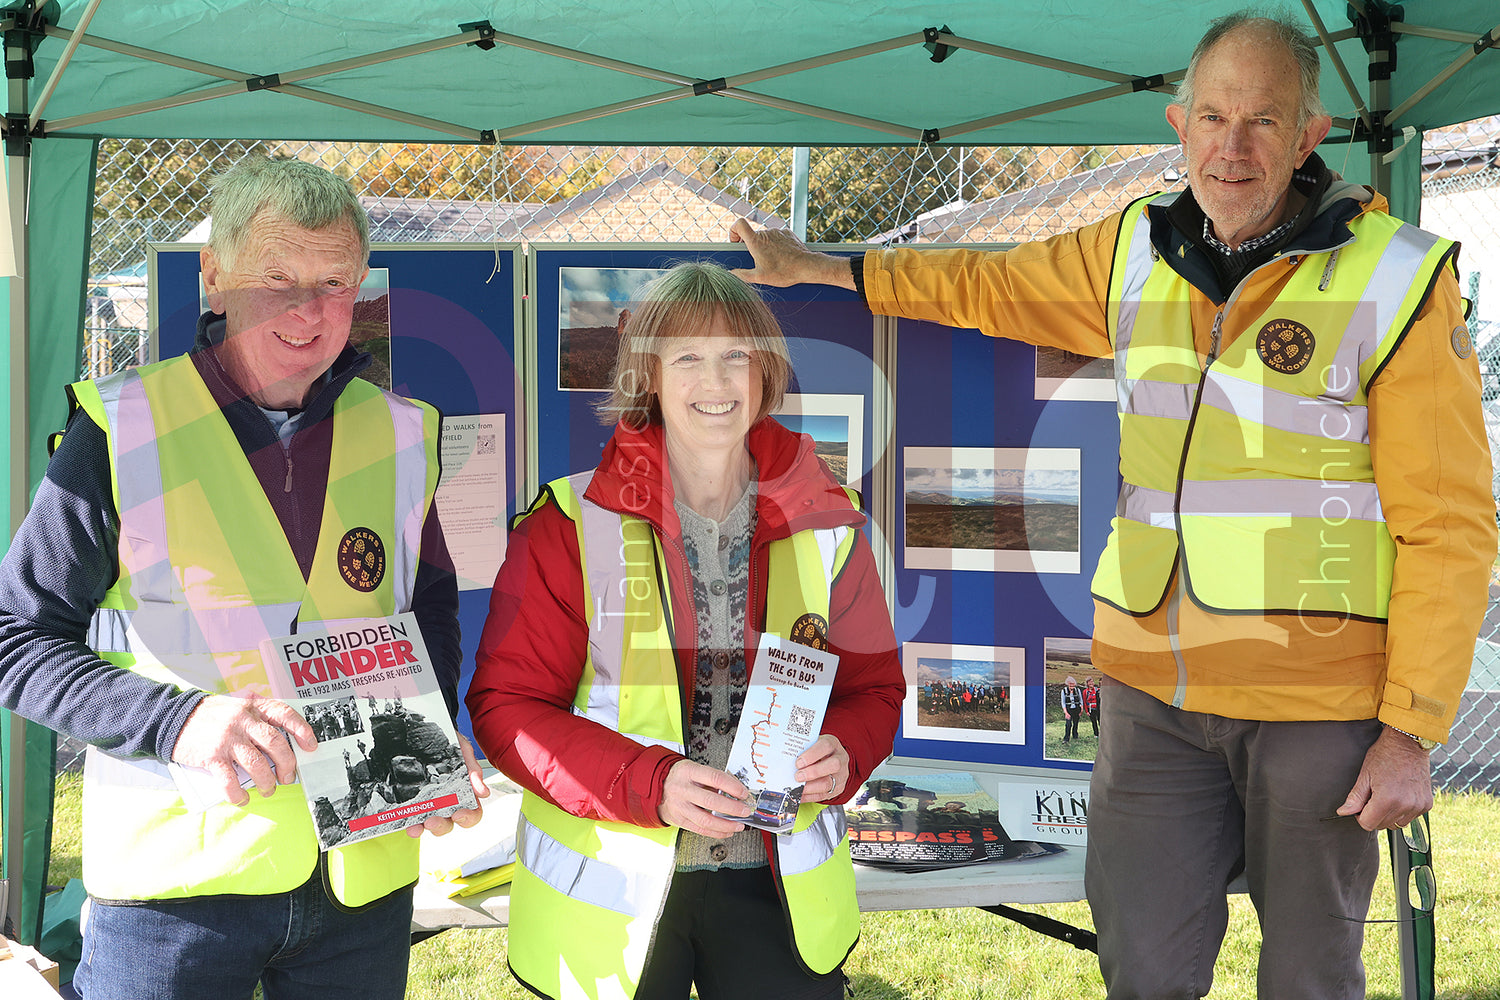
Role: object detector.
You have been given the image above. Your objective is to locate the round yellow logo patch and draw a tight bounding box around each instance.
[1256,318,1315,375]
[789,612,830,652]
[337,527,386,593]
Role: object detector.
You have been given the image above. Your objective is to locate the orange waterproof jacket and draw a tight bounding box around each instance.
[864,182,1494,742]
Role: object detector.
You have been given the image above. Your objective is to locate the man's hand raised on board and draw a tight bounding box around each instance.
[728,219,855,290]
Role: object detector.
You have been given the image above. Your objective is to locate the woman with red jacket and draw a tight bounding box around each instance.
[467,262,903,1000]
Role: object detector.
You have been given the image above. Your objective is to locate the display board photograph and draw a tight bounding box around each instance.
[891,317,1118,774]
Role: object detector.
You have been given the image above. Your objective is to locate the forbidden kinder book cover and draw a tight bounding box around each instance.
[261,612,477,849]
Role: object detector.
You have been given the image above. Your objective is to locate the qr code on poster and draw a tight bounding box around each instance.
[787,705,815,737]
[476,434,496,456]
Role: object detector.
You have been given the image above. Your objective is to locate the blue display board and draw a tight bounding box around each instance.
[891,320,1119,772]
[150,243,523,739]
[528,244,878,496]
[148,240,1120,777]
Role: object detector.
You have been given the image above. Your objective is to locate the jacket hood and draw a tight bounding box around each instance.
[1320,174,1378,217]
[582,417,865,543]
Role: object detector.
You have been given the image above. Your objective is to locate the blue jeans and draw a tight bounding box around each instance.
[74,867,413,1000]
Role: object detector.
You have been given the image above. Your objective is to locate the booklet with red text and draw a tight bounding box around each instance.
[261,613,477,849]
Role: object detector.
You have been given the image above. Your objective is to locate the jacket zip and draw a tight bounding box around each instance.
[1164,234,1355,705]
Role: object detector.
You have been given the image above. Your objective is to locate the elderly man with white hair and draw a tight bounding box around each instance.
[0,154,484,1000]
[730,11,1493,999]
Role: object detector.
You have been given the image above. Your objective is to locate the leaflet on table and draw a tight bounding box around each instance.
[846,771,1057,870]
[990,770,1091,845]
[260,612,478,850]
[718,634,838,834]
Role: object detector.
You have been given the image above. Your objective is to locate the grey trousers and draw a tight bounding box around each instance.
[1085,677,1384,1000]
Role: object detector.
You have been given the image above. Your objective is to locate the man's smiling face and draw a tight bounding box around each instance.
[1166,23,1331,250]
[201,212,367,409]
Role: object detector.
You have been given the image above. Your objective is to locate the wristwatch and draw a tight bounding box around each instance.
[1387,724,1440,752]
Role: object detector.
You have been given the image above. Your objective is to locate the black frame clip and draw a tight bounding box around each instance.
[4,110,34,156]
[459,19,496,50]
[1349,1,1403,81]
[2,0,57,81]
[1352,109,1396,154]
[924,25,955,64]
[692,77,728,96]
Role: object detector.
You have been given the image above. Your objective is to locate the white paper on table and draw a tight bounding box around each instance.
[719,634,839,833]
[990,770,1091,845]
[435,413,507,590]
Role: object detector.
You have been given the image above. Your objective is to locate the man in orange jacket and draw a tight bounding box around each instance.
[729,12,1494,999]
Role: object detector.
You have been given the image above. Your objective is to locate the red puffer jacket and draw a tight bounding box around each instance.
[467,417,904,828]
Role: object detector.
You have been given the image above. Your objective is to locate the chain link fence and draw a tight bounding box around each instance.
[68,124,1500,786]
[1420,116,1500,793]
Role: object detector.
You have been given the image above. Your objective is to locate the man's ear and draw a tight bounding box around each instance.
[1165,103,1189,145]
[1296,113,1334,167]
[200,246,226,314]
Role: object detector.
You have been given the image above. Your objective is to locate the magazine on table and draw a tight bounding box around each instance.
[846,772,1058,871]
[718,633,838,834]
[261,612,477,849]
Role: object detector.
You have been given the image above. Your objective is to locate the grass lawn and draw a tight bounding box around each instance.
[48,774,1500,998]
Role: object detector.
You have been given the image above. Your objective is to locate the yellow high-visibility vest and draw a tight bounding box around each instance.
[73,354,441,906]
[1093,193,1457,621]
[507,471,862,1000]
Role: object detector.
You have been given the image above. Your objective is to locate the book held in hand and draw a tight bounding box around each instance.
[719,633,838,834]
[261,613,477,849]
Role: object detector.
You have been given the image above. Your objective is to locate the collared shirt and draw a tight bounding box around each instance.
[1201,215,1295,257]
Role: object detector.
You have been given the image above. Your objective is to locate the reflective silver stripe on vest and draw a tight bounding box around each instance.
[1200,369,1369,444]
[517,812,669,918]
[385,396,428,614]
[83,745,178,791]
[1179,478,1384,521]
[569,473,845,753]
[571,470,637,737]
[1120,378,1196,422]
[1118,482,1177,529]
[87,607,132,654]
[1112,194,1173,360]
[93,370,172,648]
[1348,222,1443,368]
[776,806,847,877]
[813,527,851,587]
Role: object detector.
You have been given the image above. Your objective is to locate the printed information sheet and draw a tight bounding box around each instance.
[435,413,507,590]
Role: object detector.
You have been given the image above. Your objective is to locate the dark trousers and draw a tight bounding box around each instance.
[636,866,846,1000]
[1085,678,1383,999]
